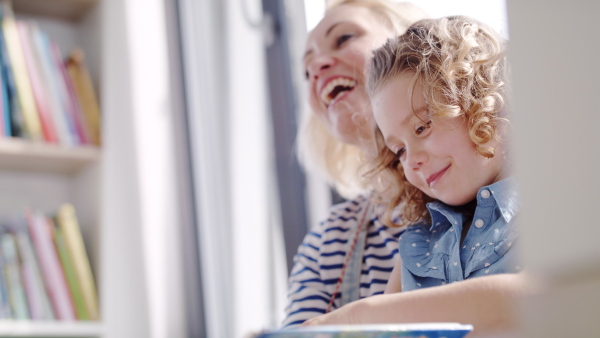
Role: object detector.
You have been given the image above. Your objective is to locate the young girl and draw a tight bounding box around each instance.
[369,15,518,291]
[303,16,524,335]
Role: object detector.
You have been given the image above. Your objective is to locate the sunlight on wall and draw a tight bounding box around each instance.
[304,0,508,38]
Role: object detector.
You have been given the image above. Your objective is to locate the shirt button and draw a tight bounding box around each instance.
[481,189,491,198]
[475,219,484,228]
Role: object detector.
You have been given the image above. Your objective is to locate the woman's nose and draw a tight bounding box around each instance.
[307,54,336,80]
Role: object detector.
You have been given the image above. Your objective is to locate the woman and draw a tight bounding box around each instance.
[282,0,428,328]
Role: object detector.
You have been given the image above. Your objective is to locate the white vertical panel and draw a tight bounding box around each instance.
[226,0,278,335]
[507,0,600,336]
[178,0,234,336]
[100,0,151,335]
[124,0,186,337]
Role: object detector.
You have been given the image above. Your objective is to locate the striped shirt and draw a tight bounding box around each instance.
[282,194,404,328]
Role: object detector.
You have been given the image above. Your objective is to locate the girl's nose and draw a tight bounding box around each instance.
[406,147,427,171]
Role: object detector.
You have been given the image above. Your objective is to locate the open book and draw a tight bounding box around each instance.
[256,323,473,338]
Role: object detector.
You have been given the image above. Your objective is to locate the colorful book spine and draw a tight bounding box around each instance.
[12,216,54,320]
[0,76,4,136]
[0,56,9,137]
[0,235,12,318]
[0,1,41,140]
[0,4,19,137]
[66,49,101,146]
[53,222,88,320]
[17,21,57,143]
[40,35,79,145]
[26,210,75,320]
[52,43,89,145]
[56,204,98,320]
[29,24,74,146]
[0,231,30,319]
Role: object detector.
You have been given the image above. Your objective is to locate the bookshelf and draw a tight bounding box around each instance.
[0,0,107,336]
[0,138,100,174]
[12,0,97,22]
[0,0,176,334]
[0,320,102,337]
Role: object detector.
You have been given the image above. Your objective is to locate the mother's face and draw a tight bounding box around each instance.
[304,4,393,147]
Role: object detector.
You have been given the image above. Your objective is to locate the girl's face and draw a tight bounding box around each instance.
[371,72,507,206]
[304,4,393,147]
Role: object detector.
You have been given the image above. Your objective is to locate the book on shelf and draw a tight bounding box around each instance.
[0,229,30,319]
[10,216,54,320]
[56,203,99,320]
[52,219,88,320]
[0,38,6,138]
[0,0,41,140]
[66,49,101,146]
[17,20,57,143]
[26,209,76,320]
[0,233,11,318]
[0,2,21,138]
[0,52,9,138]
[29,23,75,146]
[53,43,90,145]
[0,72,4,137]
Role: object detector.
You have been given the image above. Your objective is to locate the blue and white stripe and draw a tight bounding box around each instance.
[282,195,404,328]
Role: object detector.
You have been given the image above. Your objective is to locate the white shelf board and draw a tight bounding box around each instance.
[0,321,102,337]
[12,0,99,22]
[0,138,100,175]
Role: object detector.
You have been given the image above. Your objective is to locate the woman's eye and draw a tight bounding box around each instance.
[415,120,432,135]
[336,34,353,47]
[305,70,309,80]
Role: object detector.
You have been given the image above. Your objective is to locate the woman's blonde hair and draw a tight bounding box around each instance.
[367,16,509,226]
[297,0,429,199]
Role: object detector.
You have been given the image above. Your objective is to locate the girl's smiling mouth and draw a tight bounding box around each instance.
[427,165,451,187]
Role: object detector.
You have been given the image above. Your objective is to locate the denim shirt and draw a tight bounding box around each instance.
[399,177,520,291]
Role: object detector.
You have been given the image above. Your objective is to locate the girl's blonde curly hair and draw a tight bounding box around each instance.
[366,16,510,227]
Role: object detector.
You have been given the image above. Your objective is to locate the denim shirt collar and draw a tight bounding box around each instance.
[426,176,520,230]
[487,176,520,223]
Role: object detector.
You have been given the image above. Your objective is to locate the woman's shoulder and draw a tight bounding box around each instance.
[316,194,404,238]
[311,194,369,234]
[329,194,369,211]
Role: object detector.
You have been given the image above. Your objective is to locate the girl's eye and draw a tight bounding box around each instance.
[415,120,432,135]
[305,70,309,80]
[396,147,406,161]
[336,34,353,47]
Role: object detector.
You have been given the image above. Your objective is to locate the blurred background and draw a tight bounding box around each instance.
[0,0,597,337]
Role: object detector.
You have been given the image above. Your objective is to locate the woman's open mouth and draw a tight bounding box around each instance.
[320,77,356,107]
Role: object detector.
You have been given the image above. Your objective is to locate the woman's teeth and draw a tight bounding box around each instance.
[320,78,356,105]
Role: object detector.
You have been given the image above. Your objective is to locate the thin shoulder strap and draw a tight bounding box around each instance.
[340,201,371,306]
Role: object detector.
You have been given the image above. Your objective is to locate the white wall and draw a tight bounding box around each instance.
[303,0,508,36]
